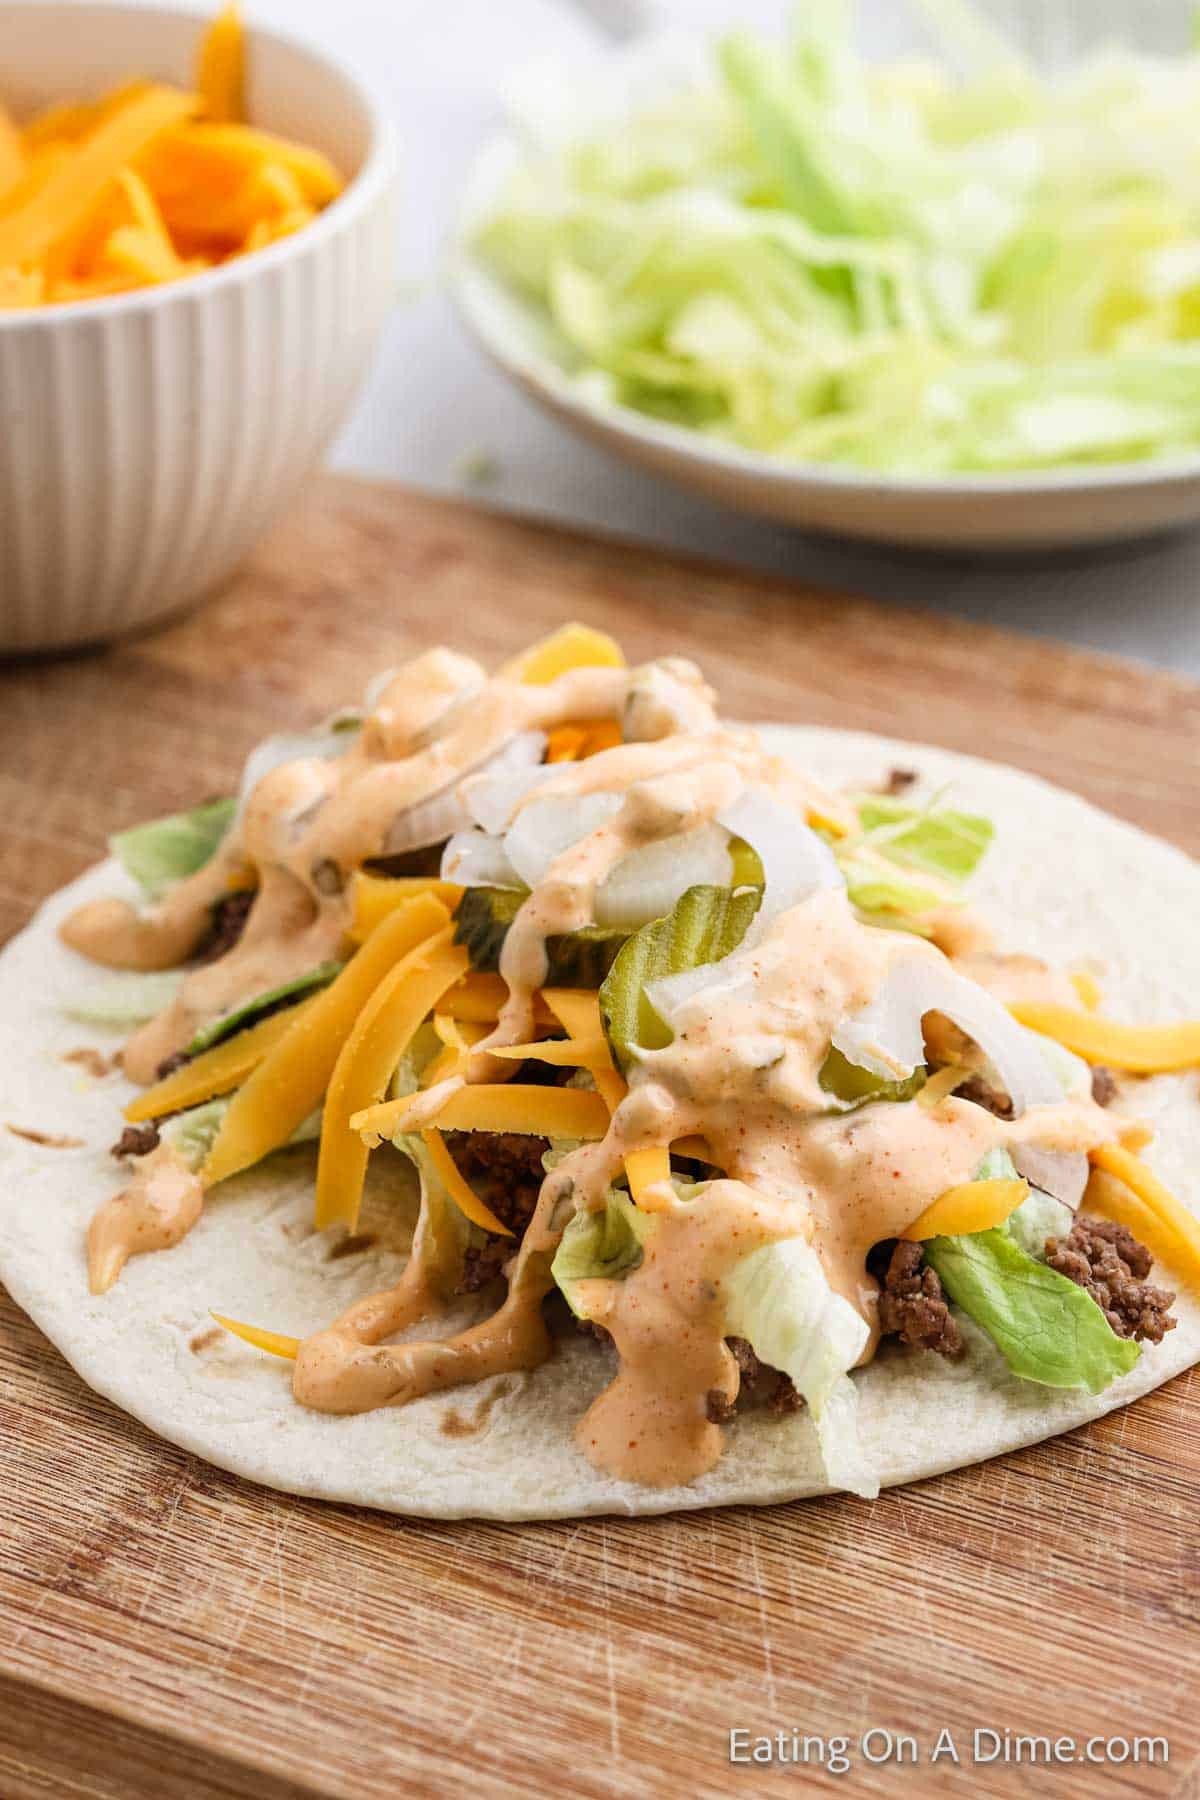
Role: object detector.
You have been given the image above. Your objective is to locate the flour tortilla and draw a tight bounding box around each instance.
[1,726,1198,1520]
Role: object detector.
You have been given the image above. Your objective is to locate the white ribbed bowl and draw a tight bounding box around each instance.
[0,3,398,652]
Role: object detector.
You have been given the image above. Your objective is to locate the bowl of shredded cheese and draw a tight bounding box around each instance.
[0,3,397,651]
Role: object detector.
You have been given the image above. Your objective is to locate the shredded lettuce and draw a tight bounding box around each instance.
[600,882,760,1072]
[552,1189,652,1316]
[64,970,184,1028]
[185,962,343,1057]
[110,798,236,901]
[724,1236,878,1498]
[476,4,1200,473]
[922,1144,1136,1391]
[924,1227,1140,1392]
[838,793,992,924]
[160,1098,321,1170]
[853,797,993,883]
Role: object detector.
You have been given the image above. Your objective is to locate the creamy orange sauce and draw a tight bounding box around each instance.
[575,1180,798,1487]
[86,1143,204,1294]
[61,652,728,1079]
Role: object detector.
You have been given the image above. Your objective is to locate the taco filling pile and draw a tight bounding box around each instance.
[58,626,1200,1497]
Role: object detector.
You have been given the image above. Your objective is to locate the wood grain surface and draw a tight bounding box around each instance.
[1,473,1198,1800]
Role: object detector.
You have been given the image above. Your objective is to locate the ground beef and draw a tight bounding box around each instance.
[451,1131,549,1293]
[195,889,255,965]
[706,1337,803,1423]
[1045,1214,1176,1343]
[155,1049,191,1081]
[955,1070,1014,1118]
[1091,1066,1119,1108]
[111,1122,160,1159]
[876,1240,964,1357]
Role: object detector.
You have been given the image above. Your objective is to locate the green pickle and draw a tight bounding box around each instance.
[600,883,761,1072]
[454,887,629,988]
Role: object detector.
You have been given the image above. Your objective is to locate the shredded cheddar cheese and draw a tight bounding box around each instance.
[123,994,318,1123]
[1009,1004,1200,1073]
[352,1084,611,1145]
[212,1312,299,1360]
[315,930,471,1232]
[502,623,626,685]
[349,872,464,944]
[202,893,450,1188]
[903,1178,1029,1241]
[197,2,245,125]
[0,6,344,308]
[422,1129,512,1237]
[1088,1145,1200,1287]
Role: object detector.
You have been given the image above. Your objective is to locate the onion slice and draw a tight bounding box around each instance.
[234,726,351,834]
[1010,1146,1088,1211]
[832,951,1063,1117]
[504,792,625,888]
[717,789,842,917]
[595,822,732,927]
[462,734,553,834]
[441,829,522,888]
[385,730,547,857]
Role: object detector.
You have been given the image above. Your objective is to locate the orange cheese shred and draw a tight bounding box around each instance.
[352,1084,611,1145]
[197,3,246,124]
[421,1128,512,1237]
[314,929,471,1232]
[212,1312,299,1360]
[1088,1145,1200,1288]
[0,105,26,201]
[202,892,450,1188]
[124,994,319,1124]
[902,1178,1029,1241]
[0,84,197,268]
[1009,1004,1200,1074]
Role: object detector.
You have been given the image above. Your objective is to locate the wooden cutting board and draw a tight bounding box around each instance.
[1,474,1198,1800]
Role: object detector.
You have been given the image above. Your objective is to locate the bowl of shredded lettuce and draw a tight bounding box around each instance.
[455,0,1200,549]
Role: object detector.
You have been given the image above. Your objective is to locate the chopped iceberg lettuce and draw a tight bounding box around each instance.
[185,962,343,1057]
[853,797,994,885]
[476,5,1200,474]
[161,1097,320,1170]
[924,1228,1140,1393]
[110,798,236,901]
[724,1236,878,1498]
[551,1189,653,1317]
[922,1144,1134,1391]
[64,970,184,1028]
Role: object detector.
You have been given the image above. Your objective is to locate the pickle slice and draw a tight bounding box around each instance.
[454,886,629,989]
[600,883,761,1073]
[186,961,343,1057]
[819,1046,926,1108]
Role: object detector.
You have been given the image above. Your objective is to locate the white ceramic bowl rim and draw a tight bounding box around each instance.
[0,0,397,332]
[453,21,1200,504]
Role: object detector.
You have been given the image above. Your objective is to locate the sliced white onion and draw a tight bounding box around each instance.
[622,660,717,740]
[717,788,842,917]
[645,958,752,1030]
[383,788,473,856]
[595,821,733,928]
[504,792,625,889]
[234,726,351,833]
[832,951,1063,1117]
[462,733,553,834]
[384,730,546,857]
[1010,1146,1088,1211]
[363,667,399,710]
[441,829,521,887]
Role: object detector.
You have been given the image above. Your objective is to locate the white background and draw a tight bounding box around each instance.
[151,0,1200,673]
